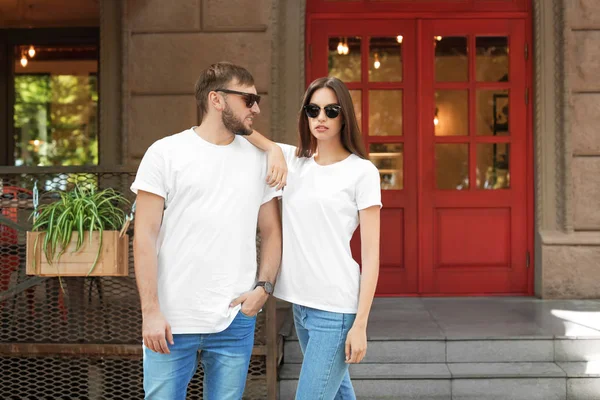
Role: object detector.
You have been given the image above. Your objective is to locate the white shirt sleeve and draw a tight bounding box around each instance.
[356,161,382,210]
[130,142,168,199]
[262,183,280,205]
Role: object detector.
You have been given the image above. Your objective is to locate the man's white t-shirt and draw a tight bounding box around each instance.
[273,144,382,314]
[130,128,278,334]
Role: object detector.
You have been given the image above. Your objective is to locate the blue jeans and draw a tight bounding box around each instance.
[293,304,357,400]
[143,311,256,400]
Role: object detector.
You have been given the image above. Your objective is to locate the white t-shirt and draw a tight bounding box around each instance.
[273,144,382,313]
[130,128,278,334]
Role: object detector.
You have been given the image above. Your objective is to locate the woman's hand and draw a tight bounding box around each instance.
[345,324,367,363]
[266,144,287,190]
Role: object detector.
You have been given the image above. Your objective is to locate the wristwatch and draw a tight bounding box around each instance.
[255,281,274,295]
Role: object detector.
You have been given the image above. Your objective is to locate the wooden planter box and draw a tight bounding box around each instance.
[26,231,129,277]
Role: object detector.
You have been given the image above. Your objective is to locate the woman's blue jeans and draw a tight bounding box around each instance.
[293,304,357,400]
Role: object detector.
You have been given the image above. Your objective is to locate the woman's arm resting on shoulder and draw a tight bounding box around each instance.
[345,205,380,364]
[246,130,287,190]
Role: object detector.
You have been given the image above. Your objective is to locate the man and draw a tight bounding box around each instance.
[131,62,282,400]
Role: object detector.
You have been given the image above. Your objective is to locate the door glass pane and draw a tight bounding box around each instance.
[476,36,509,82]
[328,36,361,82]
[369,143,403,190]
[349,90,362,129]
[369,36,402,82]
[477,143,510,189]
[477,90,509,136]
[435,90,468,136]
[369,90,402,136]
[435,36,468,82]
[436,144,469,190]
[13,44,98,166]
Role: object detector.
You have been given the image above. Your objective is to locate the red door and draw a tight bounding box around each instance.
[420,19,529,294]
[308,16,531,296]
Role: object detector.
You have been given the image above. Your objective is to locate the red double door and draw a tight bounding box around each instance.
[309,18,531,295]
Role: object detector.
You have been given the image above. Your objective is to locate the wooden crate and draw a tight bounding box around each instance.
[26,231,129,276]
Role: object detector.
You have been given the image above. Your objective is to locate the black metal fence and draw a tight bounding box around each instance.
[0,167,279,399]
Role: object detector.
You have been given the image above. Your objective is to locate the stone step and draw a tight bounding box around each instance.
[283,337,600,364]
[279,362,600,400]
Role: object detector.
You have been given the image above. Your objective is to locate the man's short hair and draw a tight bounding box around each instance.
[194,62,255,122]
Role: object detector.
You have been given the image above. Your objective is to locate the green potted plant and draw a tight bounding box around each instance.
[26,185,131,277]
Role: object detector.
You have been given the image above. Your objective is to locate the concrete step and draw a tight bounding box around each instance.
[283,337,600,364]
[279,362,600,400]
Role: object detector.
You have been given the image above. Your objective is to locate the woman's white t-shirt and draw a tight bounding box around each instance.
[273,144,382,314]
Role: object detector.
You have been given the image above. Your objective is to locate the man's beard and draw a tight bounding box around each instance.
[222,103,253,136]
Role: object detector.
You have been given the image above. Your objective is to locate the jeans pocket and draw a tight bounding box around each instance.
[238,309,257,319]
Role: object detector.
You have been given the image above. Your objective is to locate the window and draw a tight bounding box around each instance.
[0,29,99,166]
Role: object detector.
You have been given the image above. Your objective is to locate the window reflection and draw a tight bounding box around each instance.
[435,36,468,82]
[436,144,469,190]
[477,90,509,136]
[13,44,98,166]
[476,36,509,82]
[369,36,402,82]
[328,37,362,82]
[369,143,403,190]
[435,90,468,136]
[477,144,510,189]
[369,90,403,136]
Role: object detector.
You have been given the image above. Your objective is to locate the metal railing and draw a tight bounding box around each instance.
[0,166,280,399]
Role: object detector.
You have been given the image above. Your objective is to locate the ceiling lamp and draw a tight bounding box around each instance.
[374,53,381,69]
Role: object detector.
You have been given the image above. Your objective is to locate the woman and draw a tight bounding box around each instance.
[247,77,381,400]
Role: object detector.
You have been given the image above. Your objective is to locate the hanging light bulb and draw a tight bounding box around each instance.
[28,45,35,58]
[342,38,349,55]
[337,38,344,55]
[20,50,28,67]
[434,117,439,126]
[374,53,381,69]
[396,35,403,44]
[435,36,443,41]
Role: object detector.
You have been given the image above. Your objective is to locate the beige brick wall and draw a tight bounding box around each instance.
[566,0,600,230]
[539,0,600,298]
[0,0,98,27]
[123,0,274,162]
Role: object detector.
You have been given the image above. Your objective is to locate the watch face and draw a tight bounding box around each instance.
[264,282,274,294]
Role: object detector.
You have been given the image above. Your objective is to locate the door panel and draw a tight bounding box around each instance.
[420,19,528,294]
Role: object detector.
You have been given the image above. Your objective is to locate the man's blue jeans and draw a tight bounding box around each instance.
[143,312,256,400]
[293,304,357,400]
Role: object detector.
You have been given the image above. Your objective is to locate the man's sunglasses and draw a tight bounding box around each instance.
[303,103,342,119]
[215,89,261,108]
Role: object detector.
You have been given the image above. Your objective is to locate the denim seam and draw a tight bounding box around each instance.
[317,313,345,400]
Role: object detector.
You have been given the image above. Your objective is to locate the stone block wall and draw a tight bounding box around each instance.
[122,0,274,162]
[0,0,98,27]
[567,1,600,230]
[539,0,600,298]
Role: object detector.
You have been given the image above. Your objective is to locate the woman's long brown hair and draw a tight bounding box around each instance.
[296,77,367,159]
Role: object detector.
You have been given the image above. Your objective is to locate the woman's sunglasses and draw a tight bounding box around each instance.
[215,89,261,108]
[304,103,342,119]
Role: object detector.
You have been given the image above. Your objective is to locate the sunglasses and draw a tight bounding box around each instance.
[304,103,342,119]
[215,89,261,108]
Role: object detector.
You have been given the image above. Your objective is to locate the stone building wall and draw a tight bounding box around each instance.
[0,0,98,28]
[122,0,276,163]
[537,0,600,298]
